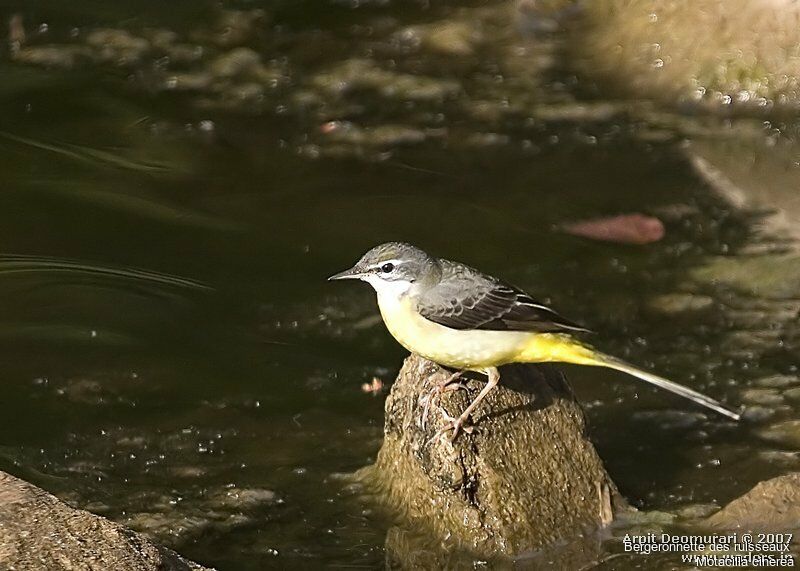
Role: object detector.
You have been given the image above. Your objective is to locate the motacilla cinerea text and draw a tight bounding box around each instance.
[329,242,740,439]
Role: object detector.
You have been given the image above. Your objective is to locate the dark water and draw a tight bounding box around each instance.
[1,1,799,569]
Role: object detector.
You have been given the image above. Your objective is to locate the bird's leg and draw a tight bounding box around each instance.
[418,370,468,429]
[426,409,473,445]
[435,367,500,442]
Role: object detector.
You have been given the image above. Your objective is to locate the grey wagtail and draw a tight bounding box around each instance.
[329,242,741,439]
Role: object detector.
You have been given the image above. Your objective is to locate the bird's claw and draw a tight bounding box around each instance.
[427,409,473,444]
[417,375,468,430]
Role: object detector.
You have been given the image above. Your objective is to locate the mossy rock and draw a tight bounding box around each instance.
[356,354,628,565]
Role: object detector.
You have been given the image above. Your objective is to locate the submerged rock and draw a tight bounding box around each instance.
[741,388,785,407]
[758,420,800,448]
[674,503,720,520]
[756,375,799,389]
[692,253,800,299]
[356,354,628,563]
[206,487,277,510]
[86,29,151,66]
[647,293,714,315]
[688,134,800,244]
[190,8,268,48]
[0,471,211,570]
[319,121,432,147]
[396,21,483,56]
[13,45,92,68]
[208,48,266,80]
[759,450,800,466]
[310,58,461,102]
[742,405,788,423]
[785,387,800,402]
[630,409,707,429]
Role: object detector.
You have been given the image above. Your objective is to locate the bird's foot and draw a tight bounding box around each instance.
[428,409,473,444]
[417,372,468,430]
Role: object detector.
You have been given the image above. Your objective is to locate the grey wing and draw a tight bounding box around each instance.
[417,261,590,333]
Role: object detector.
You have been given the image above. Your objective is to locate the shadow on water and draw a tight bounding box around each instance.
[0,0,798,568]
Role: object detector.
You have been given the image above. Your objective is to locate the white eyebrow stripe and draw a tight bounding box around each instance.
[371,259,404,270]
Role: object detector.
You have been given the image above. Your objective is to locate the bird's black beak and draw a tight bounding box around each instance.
[327,265,364,281]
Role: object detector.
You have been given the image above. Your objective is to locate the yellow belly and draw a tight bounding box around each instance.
[376,294,599,370]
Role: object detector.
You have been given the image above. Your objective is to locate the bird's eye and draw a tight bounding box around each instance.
[381,262,395,273]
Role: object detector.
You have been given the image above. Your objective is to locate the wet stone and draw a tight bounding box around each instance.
[784,387,800,402]
[359,355,628,559]
[707,473,800,531]
[758,420,800,448]
[397,21,483,56]
[616,509,677,528]
[120,484,278,544]
[208,47,262,79]
[741,388,785,406]
[164,72,214,91]
[168,466,207,478]
[321,122,430,146]
[206,487,277,510]
[647,293,714,314]
[721,329,785,359]
[0,472,211,570]
[465,132,511,147]
[124,512,213,540]
[674,503,720,520]
[310,58,461,102]
[759,450,800,465]
[741,405,785,423]
[190,8,268,48]
[61,379,106,404]
[630,410,707,429]
[85,29,151,66]
[13,45,92,68]
[142,28,179,49]
[86,29,149,52]
[216,83,267,107]
[692,253,800,299]
[426,22,481,55]
[163,43,205,65]
[755,375,799,389]
[532,102,625,123]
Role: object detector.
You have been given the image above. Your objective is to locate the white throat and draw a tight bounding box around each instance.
[362,275,413,300]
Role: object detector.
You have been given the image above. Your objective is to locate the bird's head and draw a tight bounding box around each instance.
[328,242,439,297]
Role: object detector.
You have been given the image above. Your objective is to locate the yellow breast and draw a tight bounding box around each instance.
[376,293,528,369]
[375,293,599,370]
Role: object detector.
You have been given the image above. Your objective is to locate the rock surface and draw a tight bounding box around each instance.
[0,471,211,571]
[356,354,627,564]
[707,472,800,531]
